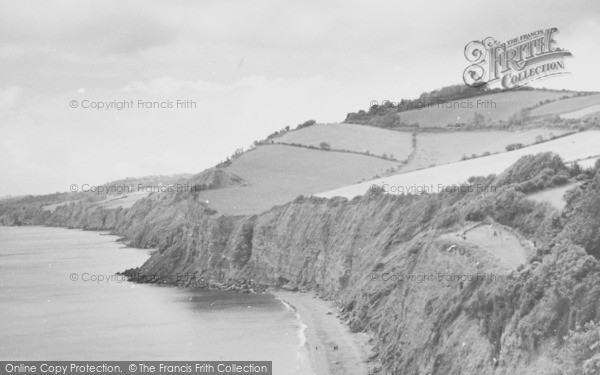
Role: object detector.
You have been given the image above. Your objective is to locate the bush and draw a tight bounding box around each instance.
[552,174,569,185]
[570,162,583,177]
[508,108,531,125]
[319,142,331,151]
[497,153,567,186]
[473,112,485,126]
[506,143,525,151]
[297,119,316,129]
[517,180,537,193]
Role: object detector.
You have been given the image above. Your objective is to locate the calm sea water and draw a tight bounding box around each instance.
[0,226,307,374]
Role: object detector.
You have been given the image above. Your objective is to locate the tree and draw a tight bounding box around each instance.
[473,112,485,126]
[297,120,316,129]
[319,142,331,151]
[508,109,531,125]
[552,174,568,185]
[570,162,583,177]
[506,143,525,152]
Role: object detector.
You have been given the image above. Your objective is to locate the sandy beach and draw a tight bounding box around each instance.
[274,290,377,375]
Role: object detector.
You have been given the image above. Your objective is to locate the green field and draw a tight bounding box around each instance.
[389,90,568,127]
[406,128,570,171]
[530,94,600,117]
[194,126,573,214]
[318,131,600,199]
[275,123,414,160]
[169,90,598,215]
[195,145,397,215]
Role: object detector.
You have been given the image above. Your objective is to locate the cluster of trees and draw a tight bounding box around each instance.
[495,153,567,190]
[344,106,421,129]
[344,84,512,125]
[345,84,600,131]
[496,153,600,195]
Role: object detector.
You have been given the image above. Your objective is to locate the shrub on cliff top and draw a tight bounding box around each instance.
[496,153,568,187]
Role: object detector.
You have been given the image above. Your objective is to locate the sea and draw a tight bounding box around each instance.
[0,226,312,374]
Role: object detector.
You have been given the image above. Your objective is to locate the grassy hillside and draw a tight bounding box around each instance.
[194,144,397,214]
[400,90,567,127]
[406,128,570,171]
[531,94,600,118]
[275,123,414,160]
[275,123,571,173]
[318,131,600,199]
[346,90,570,128]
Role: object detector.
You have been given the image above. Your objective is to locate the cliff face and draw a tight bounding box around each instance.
[0,200,128,230]
[130,182,600,375]
[3,156,600,374]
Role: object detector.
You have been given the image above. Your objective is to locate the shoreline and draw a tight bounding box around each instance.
[13,227,377,373]
[273,290,377,375]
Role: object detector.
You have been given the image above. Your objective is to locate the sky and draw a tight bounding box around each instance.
[1,0,599,196]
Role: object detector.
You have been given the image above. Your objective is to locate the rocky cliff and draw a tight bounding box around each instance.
[126,187,600,374]
[2,154,600,374]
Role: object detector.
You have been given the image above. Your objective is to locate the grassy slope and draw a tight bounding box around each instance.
[275,123,570,172]
[195,145,397,215]
[275,123,414,160]
[440,223,530,269]
[192,88,592,215]
[530,94,600,117]
[317,131,600,199]
[393,90,567,127]
[197,127,574,215]
[407,128,570,171]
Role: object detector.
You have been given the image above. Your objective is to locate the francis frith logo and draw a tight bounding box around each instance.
[463,27,572,89]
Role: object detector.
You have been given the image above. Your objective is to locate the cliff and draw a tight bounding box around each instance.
[125,189,599,374]
[2,154,600,374]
